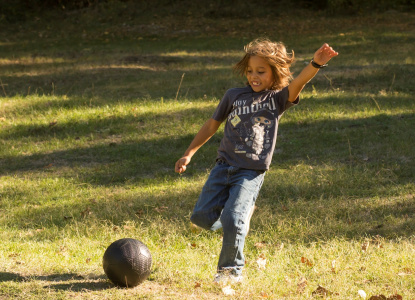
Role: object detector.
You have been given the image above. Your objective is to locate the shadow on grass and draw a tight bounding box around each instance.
[0,134,220,184]
[1,92,414,243]
[0,103,221,181]
[1,35,414,104]
[1,109,413,183]
[257,194,415,241]
[0,271,112,291]
[0,52,238,102]
[46,280,110,292]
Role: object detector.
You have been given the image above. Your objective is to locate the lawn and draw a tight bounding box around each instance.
[0,2,414,299]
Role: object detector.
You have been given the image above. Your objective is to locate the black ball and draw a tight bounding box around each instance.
[103,238,152,287]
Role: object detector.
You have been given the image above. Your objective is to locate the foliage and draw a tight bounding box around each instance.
[0,0,413,23]
[324,0,414,14]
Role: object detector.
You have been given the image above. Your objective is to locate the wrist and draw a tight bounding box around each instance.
[182,153,193,160]
[310,59,328,68]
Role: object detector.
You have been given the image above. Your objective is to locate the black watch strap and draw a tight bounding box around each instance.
[310,59,328,68]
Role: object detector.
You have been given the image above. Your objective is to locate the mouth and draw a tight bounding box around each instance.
[251,81,261,86]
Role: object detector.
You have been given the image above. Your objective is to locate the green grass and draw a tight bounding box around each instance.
[0,3,414,299]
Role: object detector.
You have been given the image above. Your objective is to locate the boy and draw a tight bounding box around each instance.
[175,38,338,283]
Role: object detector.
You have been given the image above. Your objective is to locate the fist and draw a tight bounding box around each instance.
[175,156,191,173]
[313,43,338,65]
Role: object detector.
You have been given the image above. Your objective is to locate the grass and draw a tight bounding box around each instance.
[0,3,415,299]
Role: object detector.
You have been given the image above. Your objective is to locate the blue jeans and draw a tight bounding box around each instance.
[190,161,265,275]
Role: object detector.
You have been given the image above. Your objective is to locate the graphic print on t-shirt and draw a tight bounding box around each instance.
[213,86,295,170]
[232,108,275,161]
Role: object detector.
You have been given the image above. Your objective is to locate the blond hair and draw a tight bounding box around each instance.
[234,38,295,90]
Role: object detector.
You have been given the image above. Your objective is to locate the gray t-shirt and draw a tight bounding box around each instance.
[212,86,298,170]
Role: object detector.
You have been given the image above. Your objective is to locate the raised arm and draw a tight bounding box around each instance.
[175,118,222,173]
[288,43,338,102]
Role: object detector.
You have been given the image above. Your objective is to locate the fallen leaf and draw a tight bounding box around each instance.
[222,285,235,296]
[154,206,168,213]
[370,295,403,300]
[86,258,91,263]
[368,295,387,300]
[81,207,92,218]
[301,256,313,267]
[397,272,412,276]
[256,257,267,270]
[194,282,201,288]
[386,294,402,300]
[297,277,307,294]
[57,245,68,257]
[281,204,289,211]
[362,241,370,252]
[397,267,413,276]
[255,241,267,248]
[260,291,269,297]
[312,285,331,297]
[49,120,58,127]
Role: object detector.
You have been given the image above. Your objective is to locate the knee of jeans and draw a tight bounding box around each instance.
[190,213,214,230]
[220,212,244,235]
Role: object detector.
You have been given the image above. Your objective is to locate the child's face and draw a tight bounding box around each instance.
[246,56,274,92]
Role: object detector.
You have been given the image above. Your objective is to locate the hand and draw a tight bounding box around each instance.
[175,156,191,173]
[313,44,338,65]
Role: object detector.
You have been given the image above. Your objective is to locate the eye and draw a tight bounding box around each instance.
[258,71,264,74]
[264,119,271,124]
[255,117,261,122]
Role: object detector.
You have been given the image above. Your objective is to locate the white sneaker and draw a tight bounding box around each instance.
[213,273,243,285]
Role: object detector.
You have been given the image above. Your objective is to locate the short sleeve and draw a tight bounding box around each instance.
[276,86,299,116]
[212,89,233,122]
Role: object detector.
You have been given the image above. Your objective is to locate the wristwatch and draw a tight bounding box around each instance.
[310,59,328,68]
